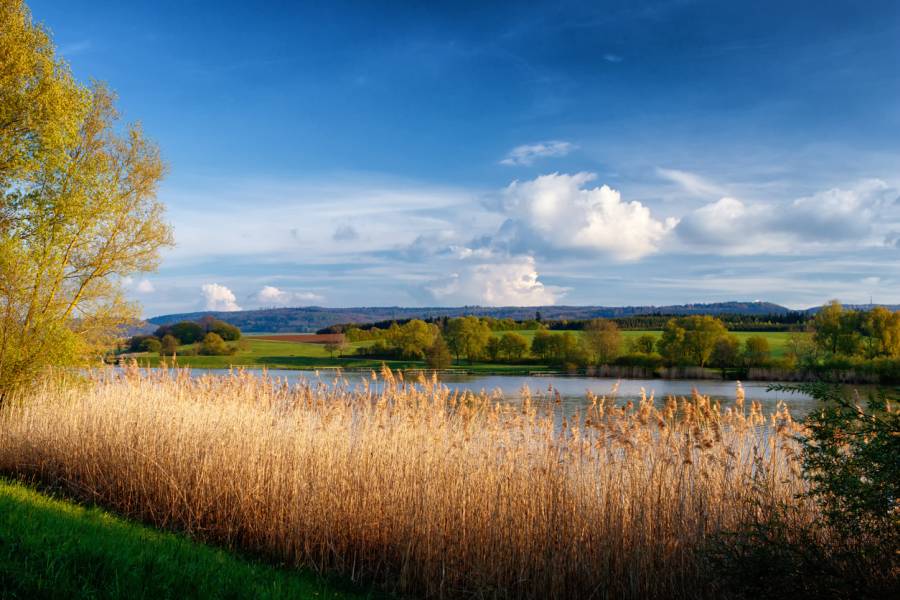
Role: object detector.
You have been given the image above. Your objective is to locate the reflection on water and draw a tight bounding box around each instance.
[173,367,819,419]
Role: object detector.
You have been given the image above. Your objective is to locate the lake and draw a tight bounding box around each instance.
[175,367,819,418]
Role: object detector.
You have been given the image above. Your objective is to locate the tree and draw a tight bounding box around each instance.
[1,0,87,185]
[323,342,340,358]
[812,300,843,355]
[0,75,173,398]
[424,334,452,369]
[159,334,178,357]
[485,336,501,361]
[498,332,528,361]
[629,334,657,355]
[743,336,770,367]
[140,337,161,354]
[862,306,900,358]
[583,319,621,364]
[658,316,728,367]
[711,335,741,368]
[199,316,241,341]
[155,322,205,345]
[200,332,230,356]
[444,317,491,363]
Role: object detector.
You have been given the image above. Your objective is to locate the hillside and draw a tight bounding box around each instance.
[145,301,795,333]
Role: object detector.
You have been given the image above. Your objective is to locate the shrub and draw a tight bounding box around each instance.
[140,338,161,354]
[200,333,231,356]
[159,335,179,356]
[707,383,899,598]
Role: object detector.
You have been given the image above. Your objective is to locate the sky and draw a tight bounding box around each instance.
[31,0,900,316]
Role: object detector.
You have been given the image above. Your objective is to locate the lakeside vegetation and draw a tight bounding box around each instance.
[0,478,362,599]
[1,369,896,598]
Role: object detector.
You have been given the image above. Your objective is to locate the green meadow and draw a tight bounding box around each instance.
[0,478,366,600]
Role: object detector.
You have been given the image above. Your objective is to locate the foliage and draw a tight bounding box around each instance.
[154,321,204,345]
[424,334,452,369]
[444,317,492,363]
[582,318,621,364]
[811,300,900,360]
[140,337,161,354]
[159,334,178,357]
[658,316,728,367]
[199,316,242,341]
[742,335,771,367]
[199,332,231,356]
[498,332,528,360]
[710,334,741,368]
[708,383,900,598]
[0,6,172,398]
[628,333,657,355]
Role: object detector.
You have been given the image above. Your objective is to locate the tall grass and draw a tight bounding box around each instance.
[0,366,814,598]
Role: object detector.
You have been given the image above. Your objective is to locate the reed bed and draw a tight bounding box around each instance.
[0,366,813,599]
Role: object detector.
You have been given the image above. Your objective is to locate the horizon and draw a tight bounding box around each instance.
[32,0,900,316]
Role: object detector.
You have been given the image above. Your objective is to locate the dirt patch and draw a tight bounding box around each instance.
[254,334,345,344]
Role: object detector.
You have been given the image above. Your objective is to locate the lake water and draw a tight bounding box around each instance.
[179,368,819,419]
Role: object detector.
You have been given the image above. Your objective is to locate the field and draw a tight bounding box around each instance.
[0,478,363,599]
[133,330,797,371]
[0,368,814,599]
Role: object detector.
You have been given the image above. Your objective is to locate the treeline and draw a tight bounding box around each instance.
[322,311,809,335]
[347,315,781,370]
[126,317,243,357]
[342,304,900,380]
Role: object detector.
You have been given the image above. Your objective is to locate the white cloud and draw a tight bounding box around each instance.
[201,283,242,311]
[603,53,623,63]
[677,179,900,254]
[425,255,564,306]
[255,285,323,307]
[500,141,575,166]
[136,279,155,293]
[500,172,677,260]
[656,167,727,197]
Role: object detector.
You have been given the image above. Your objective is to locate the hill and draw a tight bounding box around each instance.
[144,301,795,333]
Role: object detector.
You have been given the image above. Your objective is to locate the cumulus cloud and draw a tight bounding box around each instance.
[500,172,677,260]
[677,179,900,254]
[201,283,242,311]
[425,255,564,306]
[255,285,323,307]
[500,141,575,166]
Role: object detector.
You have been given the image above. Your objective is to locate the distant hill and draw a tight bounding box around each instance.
[144,301,797,333]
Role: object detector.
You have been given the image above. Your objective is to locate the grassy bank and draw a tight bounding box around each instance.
[0,367,814,599]
[0,477,365,599]
[130,330,796,372]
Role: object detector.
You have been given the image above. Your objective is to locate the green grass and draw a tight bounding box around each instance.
[0,478,367,599]
[131,330,800,371]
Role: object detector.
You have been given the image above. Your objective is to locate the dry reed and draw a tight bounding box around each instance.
[0,366,814,598]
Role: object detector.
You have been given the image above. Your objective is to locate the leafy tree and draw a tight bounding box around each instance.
[628,334,657,355]
[200,332,230,356]
[199,316,241,341]
[1,0,87,184]
[444,317,491,363]
[424,334,452,369]
[711,335,741,368]
[658,316,728,367]
[743,336,771,367]
[140,337,161,354]
[485,336,501,361]
[0,58,172,399]
[812,300,844,355]
[128,334,157,352]
[155,322,204,345]
[862,306,900,358]
[498,332,528,361]
[323,342,340,358]
[583,319,621,364]
[159,334,178,357]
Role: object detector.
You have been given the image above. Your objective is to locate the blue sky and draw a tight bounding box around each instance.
[32,0,900,315]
